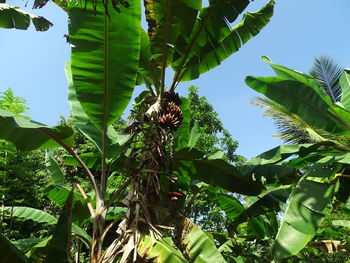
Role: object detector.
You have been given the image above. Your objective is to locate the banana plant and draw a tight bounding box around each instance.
[246,58,350,258]
[1,0,276,262]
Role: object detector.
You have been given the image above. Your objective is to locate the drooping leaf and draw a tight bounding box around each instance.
[3,206,91,243]
[238,164,298,185]
[0,110,74,150]
[45,150,65,186]
[0,3,52,31]
[45,190,73,263]
[3,206,57,225]
[232,187,290,228]
[173,1,275,81]
[0,234,30,263]
[245,76,350,134]
[175,149,264,195]
[273,168,336,258]
[248,141,337,165]
[68,0,141,129]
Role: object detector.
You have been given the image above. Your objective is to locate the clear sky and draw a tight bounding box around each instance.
[1,0,350,159]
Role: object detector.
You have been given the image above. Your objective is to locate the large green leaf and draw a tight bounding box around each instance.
[175,149,264,195]
[238,164,297,185]
[182,221,227,263]
[232,187,290,228]
[246,76,350,134]
[273,168,336,258]
[45,190,73,263]
[261,56,315,87]
[248,141,337,165]
[63,152,102,169]
[0,234,30,263]
[3,206,91,243]
[3,206,57,224]
[0,3,52,31]
[66,62,126,160]
[139,236,188,263]
[0,110,74,150]
[273,221,313,258]
[209,192,245,220]
[173,1,275,81]
[45,150,65,186]
[68,0,141,129]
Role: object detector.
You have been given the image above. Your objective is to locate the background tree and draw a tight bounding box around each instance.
[188,86,245,164]
[0,89,50,240]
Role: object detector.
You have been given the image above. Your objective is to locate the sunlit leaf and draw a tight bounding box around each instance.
[0,110,74,151]
[0,3,52,31]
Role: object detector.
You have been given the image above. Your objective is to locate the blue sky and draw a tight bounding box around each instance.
[1,0,350,159]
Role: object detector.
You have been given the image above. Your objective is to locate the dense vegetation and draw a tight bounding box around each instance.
[1,1,350,263]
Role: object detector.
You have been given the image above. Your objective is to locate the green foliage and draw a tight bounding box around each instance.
[0,3,52,31]
[187,86,244,164]
[68,0,141,129]
[0,88,28,116]
[0,0,279,262]
[246,57,350,259]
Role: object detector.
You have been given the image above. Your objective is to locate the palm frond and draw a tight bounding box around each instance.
[251,97,338,144]
[309,56,344,102]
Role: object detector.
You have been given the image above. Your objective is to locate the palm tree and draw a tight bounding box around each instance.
[251,56,346,145]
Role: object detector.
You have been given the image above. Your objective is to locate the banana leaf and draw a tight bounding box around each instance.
[139,236,188,263]
[44,190,73,263]
[68,0,141,129]
[66,62,129,160]
[174,148,264,195]
[246,76,350,134]
[0,110,74,151]
[273,168,336,258]
[173,1,275,81]
[45,150,65,186]
[3,206,91,243]
[0,3,52,31]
